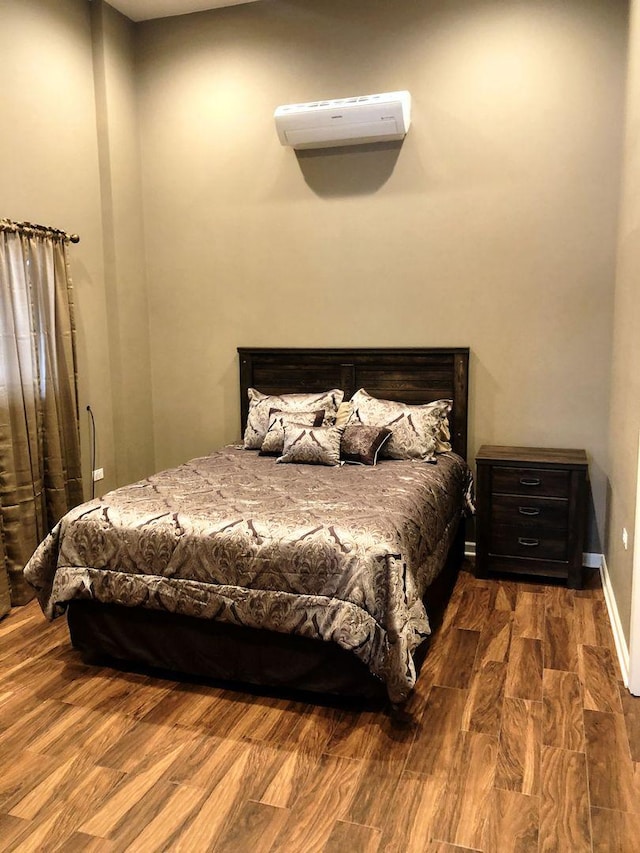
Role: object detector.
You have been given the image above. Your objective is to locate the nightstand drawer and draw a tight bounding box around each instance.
[490,524,568,561]
[491,494,568,530]
[492,467,570,498]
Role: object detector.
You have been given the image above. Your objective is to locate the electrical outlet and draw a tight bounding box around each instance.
[92,468,104,482]
[623,527,628,550]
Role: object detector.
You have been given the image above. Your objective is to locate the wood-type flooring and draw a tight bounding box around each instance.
[1,562,639,852]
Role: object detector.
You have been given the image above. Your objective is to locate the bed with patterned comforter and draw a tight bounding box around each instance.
[24,445,472,703]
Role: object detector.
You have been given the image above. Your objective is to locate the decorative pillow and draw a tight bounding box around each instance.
[349,389,451,462]
[340,424,392,466]
[335,400,354,428]
[277,423,345,466]
[243,387,344,449]
[260,409,325,455]
[421,399,453,452]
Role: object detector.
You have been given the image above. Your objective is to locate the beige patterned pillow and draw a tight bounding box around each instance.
[260,409,325,455]
[335,400,354,428]
[243,388,344,449]
[277,423,345,466]
[349,389,452,461]
[423,399,453,452]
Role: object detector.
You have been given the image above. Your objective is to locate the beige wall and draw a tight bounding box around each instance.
[0,0,116,495]
[137,0,628,551]
[0,0,154,496]
[608,0,640,645]
[92,0,155,485]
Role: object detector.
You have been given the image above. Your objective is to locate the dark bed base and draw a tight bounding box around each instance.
[67,521,464,703]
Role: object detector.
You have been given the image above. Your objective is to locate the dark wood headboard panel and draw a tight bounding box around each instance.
[237,347,470,459]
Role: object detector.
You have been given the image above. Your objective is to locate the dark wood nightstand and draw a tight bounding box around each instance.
[475,445,588,589]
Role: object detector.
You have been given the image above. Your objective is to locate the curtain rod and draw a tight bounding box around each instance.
[0,218,80,244]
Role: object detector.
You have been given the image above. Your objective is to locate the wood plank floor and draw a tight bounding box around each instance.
[1,561,639,852]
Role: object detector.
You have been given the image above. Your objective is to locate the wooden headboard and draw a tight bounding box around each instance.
[237,347,470,459]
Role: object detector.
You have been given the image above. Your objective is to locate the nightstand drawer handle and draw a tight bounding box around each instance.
[520,477,541,487]
[518,506,540,516]
[518,537,540,547]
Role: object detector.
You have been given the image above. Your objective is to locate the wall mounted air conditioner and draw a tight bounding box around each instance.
[274,90,411,150]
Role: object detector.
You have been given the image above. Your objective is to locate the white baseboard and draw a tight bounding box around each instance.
[599,553,630,687]
[582,551,602,570]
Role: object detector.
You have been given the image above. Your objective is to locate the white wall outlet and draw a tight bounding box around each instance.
[92,468,104,482]
[623,527,629,550]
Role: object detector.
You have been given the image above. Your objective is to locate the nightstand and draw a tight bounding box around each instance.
[475,445,588,589]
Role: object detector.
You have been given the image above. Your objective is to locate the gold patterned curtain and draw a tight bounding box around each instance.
[0,220,83,614]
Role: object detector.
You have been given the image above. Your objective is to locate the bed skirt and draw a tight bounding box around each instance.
[66,522,464,702]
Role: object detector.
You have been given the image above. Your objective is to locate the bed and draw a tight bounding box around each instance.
[24,347,471,704]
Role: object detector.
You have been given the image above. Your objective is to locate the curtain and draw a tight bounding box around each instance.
[0,223,83,612]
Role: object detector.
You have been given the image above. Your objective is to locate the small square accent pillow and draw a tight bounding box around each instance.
[349,389,451,462]
[340,424,391,466]
[260,409,325,455]
[277,423,345,466]
[243,388,344,449]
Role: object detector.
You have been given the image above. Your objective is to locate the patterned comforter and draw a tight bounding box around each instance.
[24,446,472,703]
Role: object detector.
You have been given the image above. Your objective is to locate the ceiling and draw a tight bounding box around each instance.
[107,0,260,22]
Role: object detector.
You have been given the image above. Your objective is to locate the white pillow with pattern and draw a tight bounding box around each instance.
[277,423,345,466]
[260,409,325,455]
[349,389,452,461]
[243,387,344,449]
